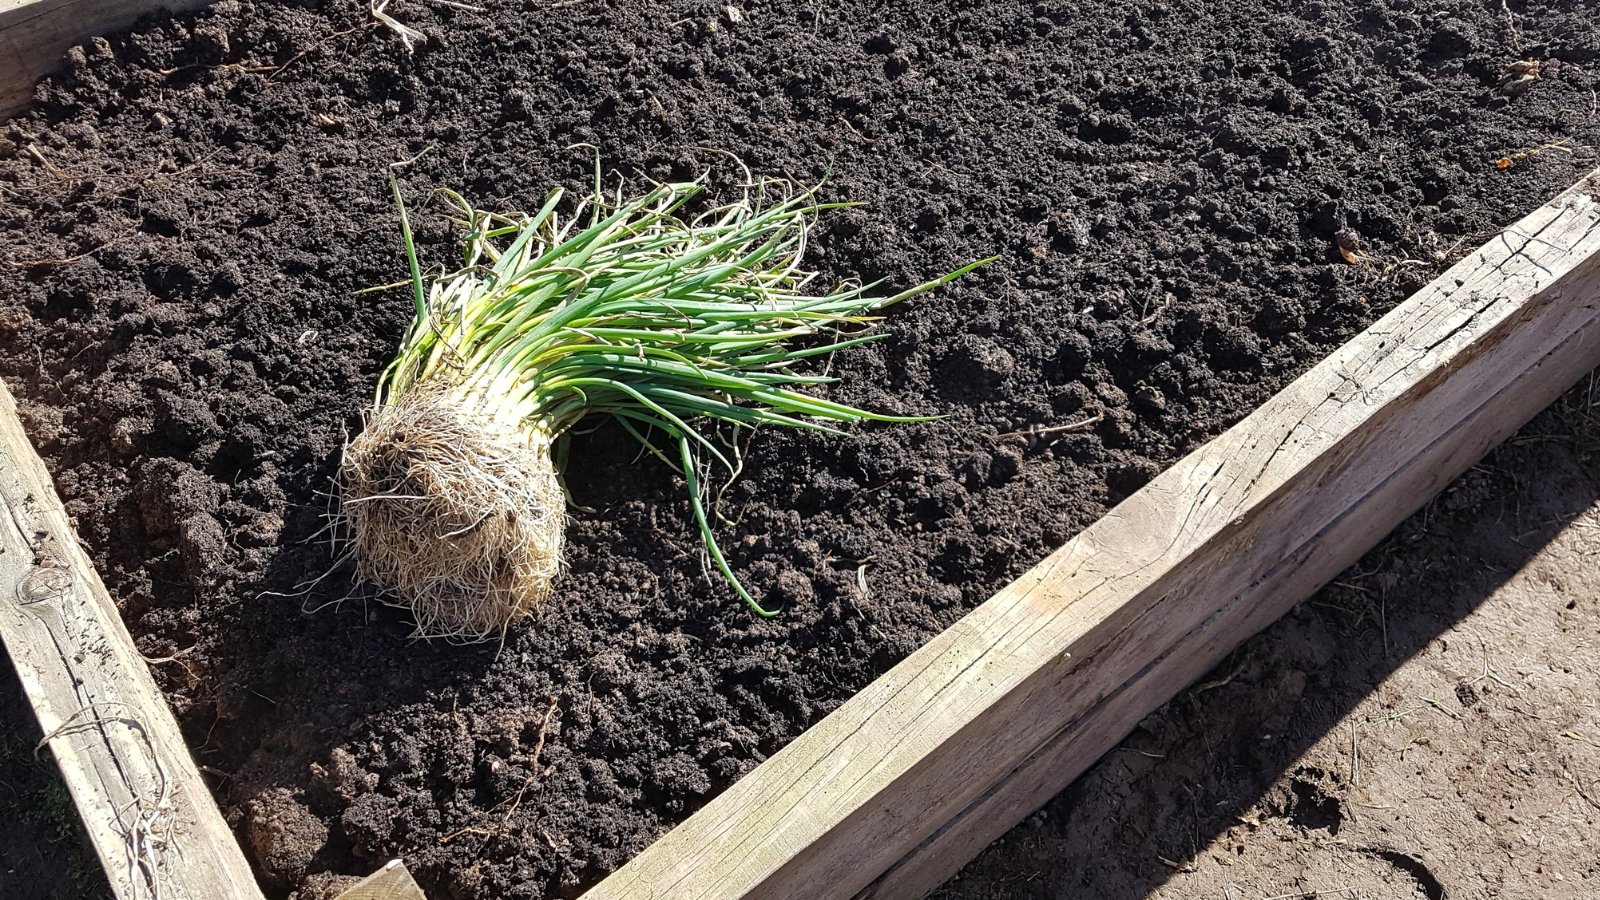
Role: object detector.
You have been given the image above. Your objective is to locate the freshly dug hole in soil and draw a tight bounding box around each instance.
[0,0,1597,896]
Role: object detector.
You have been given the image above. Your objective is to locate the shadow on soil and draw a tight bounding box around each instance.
[942,377,1600,898]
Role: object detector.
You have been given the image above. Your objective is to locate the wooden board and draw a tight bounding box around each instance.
[584,169,1600,900]
[336,859,428,900]
[0,379,264,900]
[0,0,212,117]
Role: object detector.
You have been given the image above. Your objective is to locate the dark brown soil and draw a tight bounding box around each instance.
[0,0,1597,896]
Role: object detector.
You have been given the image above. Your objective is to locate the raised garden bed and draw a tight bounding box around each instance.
[2,0,1599,896]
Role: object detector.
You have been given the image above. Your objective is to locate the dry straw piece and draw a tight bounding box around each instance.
[340,164,990,641]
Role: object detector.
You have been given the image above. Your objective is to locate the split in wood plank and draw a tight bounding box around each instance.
[0,0,214,118]
[583,168,1600,900]
[0,378,264,900]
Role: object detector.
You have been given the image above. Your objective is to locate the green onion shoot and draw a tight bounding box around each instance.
[339,167,990,642]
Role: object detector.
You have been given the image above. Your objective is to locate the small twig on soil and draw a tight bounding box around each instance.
[1561,729,1600,749]
[6,228,137,269]
[1494,138,1574,171]
[137,646,196,665]
[139,644,202,683]
[500,695,561,824]
[1260,887,1354,900]
[1193,663,1239,694]
[419,0,485,10]
[992,411,1104,440]
[1155,856,1195,873]
[1499,0,1522,49]
[1503,702,1544,721]
[24,145,72,183]
[1419,694,1461,721]
[1464,657,1519,694]
[93,150,227,202]
[1573,64,1600,116]
[1138,292,1171,325]
[836,116,878,145]
[1379,702,1428,727]
[1565,769,1600,812]
[838,561,886,640]
[1379,584,1389,657]
[389,144,436,172]
[157,62,277,78]
[528,696,560,779]
[268,24,375,83]
[1349,722,1360,787]
[437,696,561,845]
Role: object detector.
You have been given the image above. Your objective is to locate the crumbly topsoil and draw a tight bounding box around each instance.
[0,0,1596,895]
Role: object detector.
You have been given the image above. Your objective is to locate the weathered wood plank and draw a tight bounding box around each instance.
[0,0,212,118]
[861,201,1600,899]
[0,378,264,900]
[584,168,1600,900]
[336,859,428,900]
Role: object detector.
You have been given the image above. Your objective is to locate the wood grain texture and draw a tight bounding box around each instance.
[584,168,1600,900]
[0,378,263,900]
[0,0,212,118]
[336,860,428,900]
[861,188,1600,899]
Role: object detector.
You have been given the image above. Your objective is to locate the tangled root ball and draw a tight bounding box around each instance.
[338,388,564,641]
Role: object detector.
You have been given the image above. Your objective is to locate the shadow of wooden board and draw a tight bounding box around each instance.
[582,168,1600,900]
[0,0,212,117]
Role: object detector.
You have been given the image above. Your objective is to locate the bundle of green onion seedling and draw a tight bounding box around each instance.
[340,169,987,641]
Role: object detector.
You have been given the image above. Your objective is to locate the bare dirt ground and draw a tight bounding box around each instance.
[945,377,1600,899]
